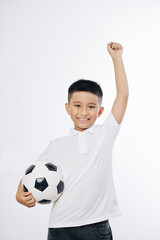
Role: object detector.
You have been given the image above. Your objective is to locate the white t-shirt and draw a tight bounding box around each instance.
[37,111,122,228]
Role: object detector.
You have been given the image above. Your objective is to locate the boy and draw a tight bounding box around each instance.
[16,42,129,240]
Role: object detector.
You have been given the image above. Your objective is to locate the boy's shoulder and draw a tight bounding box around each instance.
[50,135,70,146]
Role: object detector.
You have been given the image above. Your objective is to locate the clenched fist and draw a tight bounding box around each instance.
[107,42,123,59]
[16,180,36,208]
[16,191,36,208]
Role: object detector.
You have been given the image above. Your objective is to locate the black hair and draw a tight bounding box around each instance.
[68,79,103,106]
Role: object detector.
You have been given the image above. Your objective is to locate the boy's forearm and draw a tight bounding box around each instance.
[16,180,23,201]
[112,57,129,97]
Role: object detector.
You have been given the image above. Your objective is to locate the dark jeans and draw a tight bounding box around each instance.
[48,219,113,240]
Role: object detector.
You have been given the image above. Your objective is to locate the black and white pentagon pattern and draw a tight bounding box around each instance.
[22,161,64,204]
[45,162,57,172]
[25,164,35,175]
[23,184,28,192]
[38,199,51,204]
[57,180,64,194]
[22,169,36,193]
[35,177,48,192]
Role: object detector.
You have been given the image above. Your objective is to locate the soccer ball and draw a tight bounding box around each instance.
[22,161,64,204]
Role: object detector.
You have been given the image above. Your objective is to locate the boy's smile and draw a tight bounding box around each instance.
[65,91,104,132]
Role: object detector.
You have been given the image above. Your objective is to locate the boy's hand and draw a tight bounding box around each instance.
[16,179,36,208]
[107,42,123,59]
[16,190,36,208]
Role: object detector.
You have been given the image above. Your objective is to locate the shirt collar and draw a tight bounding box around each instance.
[70,123,96,136]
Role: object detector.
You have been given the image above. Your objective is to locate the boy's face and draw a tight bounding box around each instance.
[65,91,104,131]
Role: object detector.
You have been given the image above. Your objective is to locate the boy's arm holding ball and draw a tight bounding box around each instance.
[16,180,36,208]
[107,42,129,124]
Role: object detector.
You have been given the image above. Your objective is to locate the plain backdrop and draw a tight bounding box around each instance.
[1,0,160,239]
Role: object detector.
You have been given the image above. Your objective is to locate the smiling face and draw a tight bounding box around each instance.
[65,91,104,131]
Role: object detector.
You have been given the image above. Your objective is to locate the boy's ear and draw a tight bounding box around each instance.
[98,106,104,117]
[65,103,70,115]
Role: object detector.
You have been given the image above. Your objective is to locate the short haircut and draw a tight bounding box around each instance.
[68,79,103,106]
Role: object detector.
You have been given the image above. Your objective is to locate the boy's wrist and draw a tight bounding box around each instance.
[112,56,123,63]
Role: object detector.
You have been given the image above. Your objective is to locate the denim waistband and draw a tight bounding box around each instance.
[48,219,109,230]
[84,219,109,227]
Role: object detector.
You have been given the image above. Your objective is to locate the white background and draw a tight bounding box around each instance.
[1,0,160,239]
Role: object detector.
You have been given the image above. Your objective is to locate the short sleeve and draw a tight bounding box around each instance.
[36,140,57,164]
[101,111,122,145]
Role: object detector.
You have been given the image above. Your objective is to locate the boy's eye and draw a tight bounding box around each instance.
[74,105,95,108]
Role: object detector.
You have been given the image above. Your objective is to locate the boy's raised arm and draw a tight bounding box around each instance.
[107,42,129,124]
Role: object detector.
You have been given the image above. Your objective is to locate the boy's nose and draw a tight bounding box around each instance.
[80,108,88,114]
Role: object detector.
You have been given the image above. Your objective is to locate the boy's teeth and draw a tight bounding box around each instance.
[79,118,88,120]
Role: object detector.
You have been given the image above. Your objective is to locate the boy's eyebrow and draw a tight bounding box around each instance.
[73,101,97,105]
